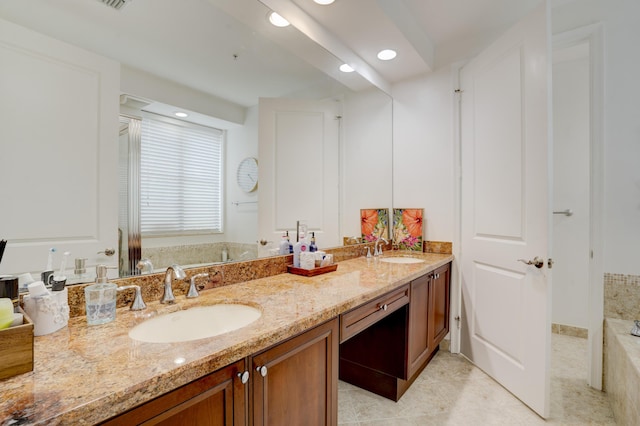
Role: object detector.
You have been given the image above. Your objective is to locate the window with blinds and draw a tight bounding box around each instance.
[140,117,223,235]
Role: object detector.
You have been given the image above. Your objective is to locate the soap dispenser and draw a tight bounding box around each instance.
[293,231,309,268]
[279,232,290,255]
[84,265,117,325]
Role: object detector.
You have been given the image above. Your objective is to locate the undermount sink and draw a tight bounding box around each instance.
[379,257,425,264]
[129,304,262,343]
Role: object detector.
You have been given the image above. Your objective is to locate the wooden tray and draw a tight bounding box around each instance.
[287,264,338,277]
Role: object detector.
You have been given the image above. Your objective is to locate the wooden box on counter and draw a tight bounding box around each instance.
[0,306,34,380]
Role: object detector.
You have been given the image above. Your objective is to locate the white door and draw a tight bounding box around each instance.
[0,19,119,279]
[459,3,551,418]
[258,98,341,249]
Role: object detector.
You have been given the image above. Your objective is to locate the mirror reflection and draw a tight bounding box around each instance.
[0,0,392,284]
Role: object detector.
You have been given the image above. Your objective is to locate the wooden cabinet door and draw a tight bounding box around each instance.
[428,263,451,351]
[407,273,431,378]
[251,318,338,426]
[101,359,247,426]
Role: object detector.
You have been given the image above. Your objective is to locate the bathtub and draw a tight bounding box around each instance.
[604,318,640,424]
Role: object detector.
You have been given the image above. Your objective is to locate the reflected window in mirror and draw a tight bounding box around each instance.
[118,114,227,277]
[140,117,223,235]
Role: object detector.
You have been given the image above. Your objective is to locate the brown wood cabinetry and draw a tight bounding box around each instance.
[101,358,247,425]
[407,273,431,378]
[251,318,338,426]
[339,262,451,401]
[340,284,410,343]
[102,319,338,426]
[408,262,451,379]
[428,263,451,354]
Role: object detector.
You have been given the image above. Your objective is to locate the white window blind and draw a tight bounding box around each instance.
[140,117,223,235]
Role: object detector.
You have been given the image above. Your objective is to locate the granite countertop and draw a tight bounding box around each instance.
[1,252,453,425]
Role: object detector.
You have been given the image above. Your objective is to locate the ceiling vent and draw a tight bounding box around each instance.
[99,0,131,10]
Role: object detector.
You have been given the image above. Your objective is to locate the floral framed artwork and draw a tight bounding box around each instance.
[393,208,424,251]
[360,209,390,242]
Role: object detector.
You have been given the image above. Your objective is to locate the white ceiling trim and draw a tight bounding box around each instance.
[259,0,392,94]
[375,0,435,72]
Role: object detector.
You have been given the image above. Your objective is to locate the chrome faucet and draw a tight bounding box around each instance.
[137,258,154,275]
[161,264,186,304]
[374,237,388,256]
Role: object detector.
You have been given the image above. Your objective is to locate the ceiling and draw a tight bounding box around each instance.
[0,0,543,108]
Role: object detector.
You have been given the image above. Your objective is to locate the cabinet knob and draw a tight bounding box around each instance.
[380,304,388,311]
[256,365,268,377]
[237,371,249,384]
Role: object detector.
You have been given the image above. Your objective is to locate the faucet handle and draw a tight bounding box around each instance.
[187,273,209,298]
[117,285,147,310]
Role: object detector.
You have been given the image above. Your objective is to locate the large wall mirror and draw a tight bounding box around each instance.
[0,0,392,283]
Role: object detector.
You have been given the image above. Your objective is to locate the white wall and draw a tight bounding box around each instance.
[553,0,640,275]
[342,88,393,239]
[552,52,591,328]
[225,105,259,244]
[392,68,455,243]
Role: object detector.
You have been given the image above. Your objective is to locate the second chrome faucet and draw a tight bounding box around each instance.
[161,264,186,304]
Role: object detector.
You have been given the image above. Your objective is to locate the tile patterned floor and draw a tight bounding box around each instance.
[338,334,616,425]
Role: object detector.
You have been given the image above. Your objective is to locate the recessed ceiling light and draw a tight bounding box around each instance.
[174,111,188,118]
[339,64,354,73]
[314,0,335,4]
[377,49,397,61]
[269,11,290,27]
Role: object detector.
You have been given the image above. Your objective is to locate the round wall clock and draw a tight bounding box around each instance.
[236,157,259,192]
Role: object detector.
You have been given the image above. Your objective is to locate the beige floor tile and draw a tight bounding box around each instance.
[338,334,616,425]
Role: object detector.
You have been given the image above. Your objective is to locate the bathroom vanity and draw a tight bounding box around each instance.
[102,319,338,425]
[340,262,451,401]
[0,253,452,425]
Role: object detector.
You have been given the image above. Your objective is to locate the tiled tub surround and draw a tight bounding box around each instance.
[604,272,640,320]
[604,318,640,425]
[1,250,453,425]
[603,272,640,425]
[142,242,259,271]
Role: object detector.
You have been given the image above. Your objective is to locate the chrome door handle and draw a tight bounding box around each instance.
[97,248,116,256]
[517,256,544,268]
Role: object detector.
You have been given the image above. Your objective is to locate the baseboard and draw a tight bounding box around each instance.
[551,323,588,339]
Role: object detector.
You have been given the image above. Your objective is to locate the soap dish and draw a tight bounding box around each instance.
[287,264,338,277]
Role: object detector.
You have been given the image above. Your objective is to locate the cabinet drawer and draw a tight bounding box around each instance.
[340,284,409,343]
